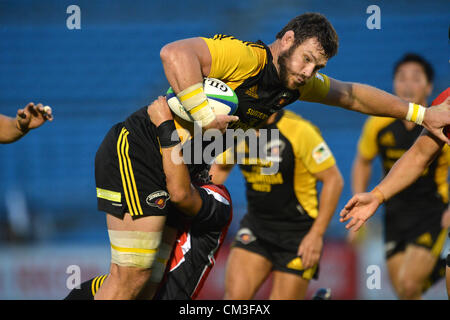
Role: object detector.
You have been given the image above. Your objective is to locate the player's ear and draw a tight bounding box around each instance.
[281,30,295,49]
[426,82,433,98]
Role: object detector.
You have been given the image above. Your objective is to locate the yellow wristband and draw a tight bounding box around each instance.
[371,187,385,204]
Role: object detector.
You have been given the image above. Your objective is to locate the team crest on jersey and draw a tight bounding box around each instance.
[236,228,256,244]
[264,139,285,162]
[146,191,170,209]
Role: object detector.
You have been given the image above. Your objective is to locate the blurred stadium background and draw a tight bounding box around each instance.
[0,0,448,299]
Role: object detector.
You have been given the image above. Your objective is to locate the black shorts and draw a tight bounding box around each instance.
[95,108,171,220]
[231,214,319,280]
[384,208,448,259]
[154,184,233,300]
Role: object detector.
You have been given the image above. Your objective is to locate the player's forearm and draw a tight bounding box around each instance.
[0,115,25,144]
[351,154,372,194]
[377,133,442,200]
[161,146,201,216]
[310,169,344,236]
[349,83,410,119]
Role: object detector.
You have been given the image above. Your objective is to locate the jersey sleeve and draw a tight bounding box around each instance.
[357,117,380,160]
[298,73,331,103]
[191,185,232,232]
[294,121,336,174]
[201,35,267,84]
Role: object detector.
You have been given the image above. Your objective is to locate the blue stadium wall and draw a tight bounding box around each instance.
[0,0,449,244]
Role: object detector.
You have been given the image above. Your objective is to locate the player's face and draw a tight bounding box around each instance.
[394,62,432,105]
[278,37,328,90]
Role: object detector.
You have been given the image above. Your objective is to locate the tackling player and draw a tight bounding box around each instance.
[348,55,448,299]
[0,102,53,143]
[340,88,450,299]
[210,110,343,299]
[65,97,233,300]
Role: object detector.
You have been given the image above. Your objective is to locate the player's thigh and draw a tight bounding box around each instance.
[399,244,437,285]
[106,212,166,232]
[269,270,309,300]
[386,251,405,292]
[446,265,450,299]
[224,247,272,299]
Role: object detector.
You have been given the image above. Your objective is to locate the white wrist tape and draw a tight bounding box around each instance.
[177,83,216,127]
[405,103,426,125]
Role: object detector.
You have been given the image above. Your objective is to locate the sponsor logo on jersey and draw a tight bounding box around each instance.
[312,142,331,164]
[146,191,170,209]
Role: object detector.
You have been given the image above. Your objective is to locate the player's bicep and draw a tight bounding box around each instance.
[320,77,354,108]
[191,186,231,231]
[161,37,212,77]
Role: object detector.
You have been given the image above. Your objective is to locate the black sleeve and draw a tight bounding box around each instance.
[190,185,232,232]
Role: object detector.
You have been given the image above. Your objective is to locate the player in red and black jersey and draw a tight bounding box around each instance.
[65,97,232,300]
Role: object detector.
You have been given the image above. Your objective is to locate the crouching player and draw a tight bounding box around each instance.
[65,97,233,299]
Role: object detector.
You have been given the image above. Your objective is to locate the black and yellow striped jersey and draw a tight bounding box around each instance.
[218,110,336,231]
[201,35,330,131]
[358,116,450,210]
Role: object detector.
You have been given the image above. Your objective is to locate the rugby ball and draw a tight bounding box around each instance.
[166,78,238,122]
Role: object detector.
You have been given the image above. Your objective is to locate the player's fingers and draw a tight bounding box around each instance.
[42,106,53,121]
[352,219,366,232]
[224,115,239,123]
[344,196,358,211]
[433,128,450,145]
[16,109,26,119]
[345,217,358,230]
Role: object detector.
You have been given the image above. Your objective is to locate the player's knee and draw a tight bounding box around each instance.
[397,277,422,299]
[109,263,152,289]
[224,279,253,300]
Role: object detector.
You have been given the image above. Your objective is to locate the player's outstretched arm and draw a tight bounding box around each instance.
[340,129,444,231]
[323,79,450,144]
[0,102,53,144]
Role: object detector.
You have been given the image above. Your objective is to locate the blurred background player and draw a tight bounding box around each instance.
[210,110,343,299]
[65,97,233,300]
[0,102,53,144]
[340,88,450,299]
[348,55,449,299]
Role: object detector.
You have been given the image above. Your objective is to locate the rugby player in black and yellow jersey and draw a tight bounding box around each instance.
[161,13,450,140]
[210,110,343,299]
[341,88,450,299]
[348,55,449,300]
